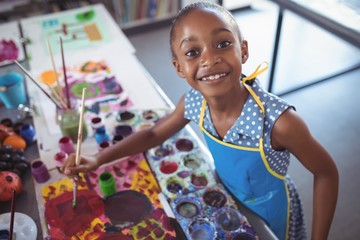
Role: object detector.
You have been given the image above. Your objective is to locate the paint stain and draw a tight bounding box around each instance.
[203,190,227,208]
[175,139,194,152]
[191,173,208,188]
[176,201,200,218]
[166,177,183,194]
[214,207,242,232]
[119,111,135,121]
[184,154,202,169]
[104,190,153,229]
[153,145,172,159]
[188,219,216,240]
[44,189,104,237]
[114,124,133,137]
[160,160,178,174]
[177,170,190,179]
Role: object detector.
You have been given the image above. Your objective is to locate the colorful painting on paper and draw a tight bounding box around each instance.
[41,7,111,54]
[39,60,133,117]
[41,154,176,239]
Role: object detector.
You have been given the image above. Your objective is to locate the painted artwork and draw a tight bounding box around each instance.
[41,8,111,54]
[41,154,176,239]
[39,60,133,117]
[0,22,26,66]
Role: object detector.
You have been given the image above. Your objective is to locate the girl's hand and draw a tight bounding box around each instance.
[60,153,98,181]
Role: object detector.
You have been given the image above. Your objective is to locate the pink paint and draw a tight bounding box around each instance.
[175,138,194,152]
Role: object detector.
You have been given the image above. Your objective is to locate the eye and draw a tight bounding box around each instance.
[185,49,199,57]
[217,40,231,49]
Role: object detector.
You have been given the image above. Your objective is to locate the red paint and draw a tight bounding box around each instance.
[159,161,178,174]
[45,189,104,237]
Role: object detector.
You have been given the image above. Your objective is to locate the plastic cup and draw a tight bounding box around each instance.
[0,72,27,109]
[98,171,117,197]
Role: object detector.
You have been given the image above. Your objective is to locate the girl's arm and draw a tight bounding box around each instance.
[271,108,338,240]
[62,96,190,176]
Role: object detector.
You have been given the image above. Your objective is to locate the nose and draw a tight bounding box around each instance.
[200,48,221,68]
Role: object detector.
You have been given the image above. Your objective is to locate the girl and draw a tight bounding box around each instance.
[62,2,338,239]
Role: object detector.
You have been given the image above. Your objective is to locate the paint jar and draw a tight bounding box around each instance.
[95,128,110,145]
[90,116,105,134]
[98,141,110,152]
[0,72,27,109]
[99,171,117,197]
[31,160,50,183]
[19,123,36,145]
[114,124,133,137]
[112,134,123,144]
[58,136,75,154]
[57,105,88,143]
[54,151,68,171]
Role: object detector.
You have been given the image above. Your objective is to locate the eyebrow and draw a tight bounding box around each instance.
[179,27,232,48]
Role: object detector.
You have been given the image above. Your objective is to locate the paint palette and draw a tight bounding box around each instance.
[170,184,257,240]
[146,134,217,199]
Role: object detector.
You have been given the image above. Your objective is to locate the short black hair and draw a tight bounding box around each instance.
[170,1,242,59]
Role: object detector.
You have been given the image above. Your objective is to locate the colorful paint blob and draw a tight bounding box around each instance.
[191,173,208,188]
[142,110,158,121]
[184,154,202,169]
[159,160,178,174]
[153,145,173,159]
[214,207,243,232]
[175,138,194,151]
[203,190,227,208]
[118,110,135,121]
[104,190,153,228]
[176,199,201,219]
[166,177,183,194]
[188,219,216,240]
[114,124,133,137]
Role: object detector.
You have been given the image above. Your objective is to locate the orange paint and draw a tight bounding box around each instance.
[40,70,59,85]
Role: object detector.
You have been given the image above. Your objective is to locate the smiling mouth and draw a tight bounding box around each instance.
[200,72,228,81]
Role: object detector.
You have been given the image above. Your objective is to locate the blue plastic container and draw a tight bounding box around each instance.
[0,72,27,109]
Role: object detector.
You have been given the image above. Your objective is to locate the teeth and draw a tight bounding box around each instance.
[201,73,226,81]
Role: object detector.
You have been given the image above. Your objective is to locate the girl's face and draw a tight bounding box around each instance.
[172,8,248,99]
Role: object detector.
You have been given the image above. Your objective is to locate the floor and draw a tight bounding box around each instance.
[127,1,360,239]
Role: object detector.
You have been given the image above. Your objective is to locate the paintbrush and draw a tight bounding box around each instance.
[9,189,16,240]
[60,37,71,109]
[46,39,64,100]
[72,87,87,208]
[14,60,63,109]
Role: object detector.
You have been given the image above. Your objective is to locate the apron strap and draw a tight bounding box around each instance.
[242,62,269,116]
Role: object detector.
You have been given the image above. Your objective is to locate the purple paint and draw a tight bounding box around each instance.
[166,177,183,194]
[104,190,153,228]
[58,136,75,154]
[114,125,133,137]
[214,207,243,232]
[203,190,227,208]
[175,138,194,152]
[31,160,50,183]
[152,145,172,160]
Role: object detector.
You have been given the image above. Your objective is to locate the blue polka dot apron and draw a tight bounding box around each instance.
[199,63,290,240]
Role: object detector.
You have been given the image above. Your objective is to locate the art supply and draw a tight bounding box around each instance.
[60,37,71,109]
[46,39,63,100]
[72,88,86,207]
[188,218,216,240]
[31,160,50,183]
[94,128,109,145]
[54,151,67,170]
[19,123,36,144]
[58,136,75,154]
[90,116,105,133]
[14,60,62,109]
[57,107,88,143]
[98,171,117,197]
[0,72,27,109]
[9,190,15,240]
[98,141,110,152]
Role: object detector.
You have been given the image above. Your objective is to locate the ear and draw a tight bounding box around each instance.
[172,59,186,78]
[241,40,249,63]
